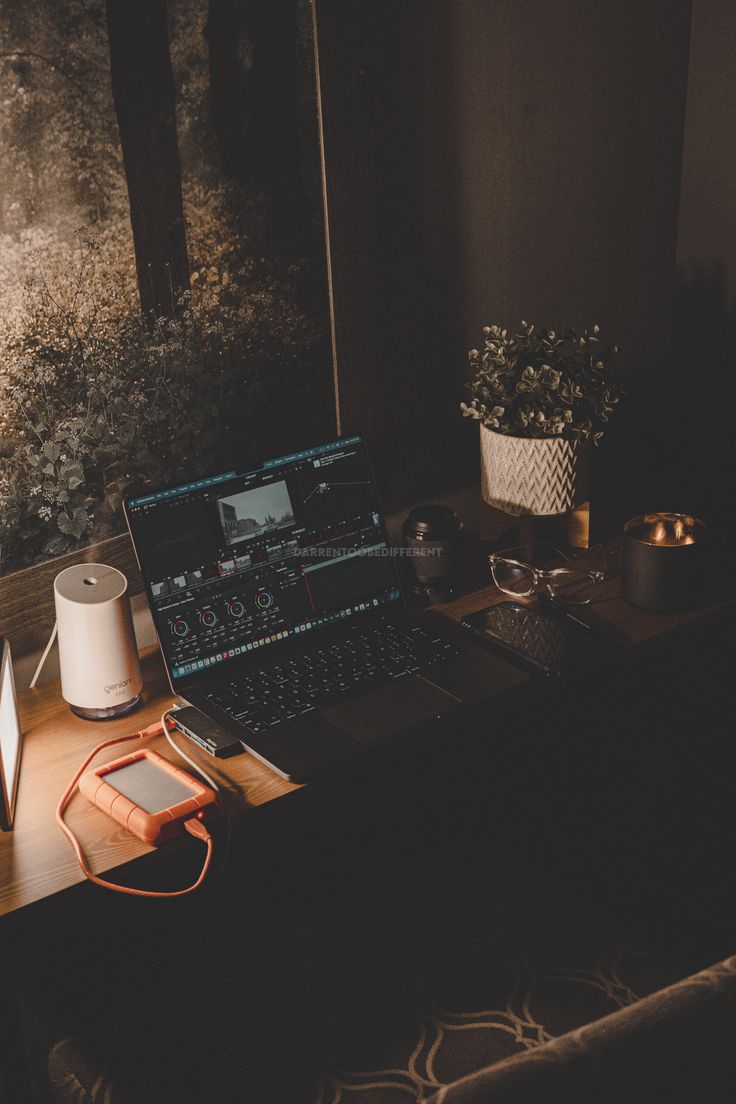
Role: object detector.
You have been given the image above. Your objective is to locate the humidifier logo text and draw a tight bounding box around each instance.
[104,677,132,695]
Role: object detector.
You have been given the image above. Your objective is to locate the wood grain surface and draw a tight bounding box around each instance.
[2,553,734,920]
[0,648,298,918]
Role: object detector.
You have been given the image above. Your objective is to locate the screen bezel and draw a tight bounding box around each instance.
[0,637,22,831]
[124,433,404,693]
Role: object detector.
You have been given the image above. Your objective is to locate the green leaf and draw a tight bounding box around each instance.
[60,458,84,475]
[43,535,71,556]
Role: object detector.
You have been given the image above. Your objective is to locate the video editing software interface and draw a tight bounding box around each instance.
[126,436,401,682]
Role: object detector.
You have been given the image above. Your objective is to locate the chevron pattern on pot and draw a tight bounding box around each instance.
[480,426,590,516]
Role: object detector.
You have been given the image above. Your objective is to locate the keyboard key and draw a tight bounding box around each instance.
[244,720,267,735]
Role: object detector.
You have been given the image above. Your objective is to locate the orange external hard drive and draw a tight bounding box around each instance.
[79,748,218,846]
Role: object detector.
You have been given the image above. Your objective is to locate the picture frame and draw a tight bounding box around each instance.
[0,637,22,831]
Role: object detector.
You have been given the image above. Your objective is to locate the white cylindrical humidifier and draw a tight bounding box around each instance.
[54,564,142,720]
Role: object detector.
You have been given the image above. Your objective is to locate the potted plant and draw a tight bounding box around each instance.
[461,321,620,516]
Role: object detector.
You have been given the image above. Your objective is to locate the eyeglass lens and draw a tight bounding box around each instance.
[545,567,596,605]
[492,560,536,596]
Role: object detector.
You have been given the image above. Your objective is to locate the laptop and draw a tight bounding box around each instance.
[124,434,527,782]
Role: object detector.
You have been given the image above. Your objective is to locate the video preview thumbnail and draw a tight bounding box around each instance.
[217,480,295,547]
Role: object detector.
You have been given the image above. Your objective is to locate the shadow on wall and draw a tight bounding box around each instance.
[593,263,736,545]
[668,264,736,539]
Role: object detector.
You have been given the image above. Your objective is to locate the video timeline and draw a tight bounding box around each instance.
[162,537,398,674]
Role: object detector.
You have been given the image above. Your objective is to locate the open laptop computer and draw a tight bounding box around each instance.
[124,433,527,782]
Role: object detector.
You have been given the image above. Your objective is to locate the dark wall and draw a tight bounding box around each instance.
[315,0,462,505]
[678,0,736,296]
[316,0,693,518]
[668,0,736,538]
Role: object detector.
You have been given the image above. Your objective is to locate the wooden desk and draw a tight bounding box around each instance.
[0,649,300,919]
[2,563,734,921]
[1,559,734,1104]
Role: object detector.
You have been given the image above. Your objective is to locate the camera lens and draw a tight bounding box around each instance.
[403,505,463,597]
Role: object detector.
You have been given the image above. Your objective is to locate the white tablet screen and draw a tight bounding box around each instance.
[0,648,20,815]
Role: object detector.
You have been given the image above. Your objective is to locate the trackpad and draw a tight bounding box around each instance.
[322,676,456,743]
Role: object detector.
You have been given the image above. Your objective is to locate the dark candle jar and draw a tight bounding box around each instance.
[622,513,707,612]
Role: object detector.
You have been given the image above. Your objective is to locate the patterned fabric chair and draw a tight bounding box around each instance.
[48,956,736,1104]
[426,956,736,1104]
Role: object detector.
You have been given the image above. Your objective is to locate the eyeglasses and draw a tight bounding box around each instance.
[488,544,606,606]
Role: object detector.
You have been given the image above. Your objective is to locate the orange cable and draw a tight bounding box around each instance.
[56,720,213,898]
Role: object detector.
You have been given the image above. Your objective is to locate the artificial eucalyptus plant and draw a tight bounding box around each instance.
[461,321,621,442]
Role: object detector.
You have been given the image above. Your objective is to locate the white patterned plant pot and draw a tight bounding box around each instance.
[480,425,590,516]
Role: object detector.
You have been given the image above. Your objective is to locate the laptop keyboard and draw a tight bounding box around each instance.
[201,621,461,737]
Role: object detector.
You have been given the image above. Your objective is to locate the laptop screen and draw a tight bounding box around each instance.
[125,435,401,683]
